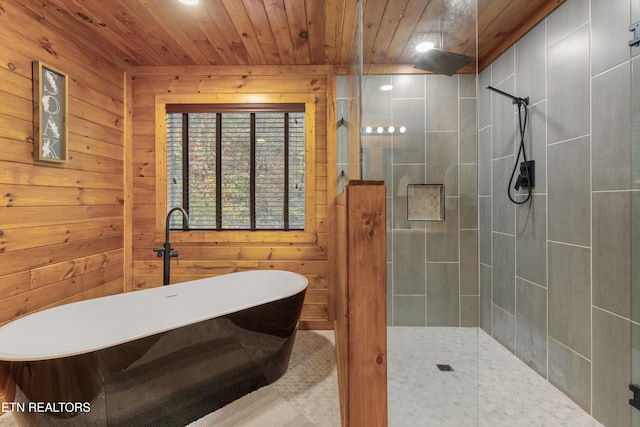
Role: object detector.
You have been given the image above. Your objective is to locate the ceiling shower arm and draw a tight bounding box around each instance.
[486,86,529,106]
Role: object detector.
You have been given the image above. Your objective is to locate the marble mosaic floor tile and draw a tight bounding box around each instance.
[0,328,607,427]
[272,330,342,426]
[388,327,604,427]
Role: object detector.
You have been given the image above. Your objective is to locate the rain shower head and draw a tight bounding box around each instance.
[413,18,472,76]
[413,49,473,76]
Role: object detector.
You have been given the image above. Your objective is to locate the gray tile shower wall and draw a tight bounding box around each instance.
[479,0,633,425]
[360,72,479,328]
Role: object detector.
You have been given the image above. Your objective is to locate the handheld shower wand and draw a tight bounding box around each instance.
[486,86,534,204]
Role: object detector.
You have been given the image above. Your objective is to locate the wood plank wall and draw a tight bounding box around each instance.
[335,181,388,426]
[130,65,336,329]
[0,3,127,327]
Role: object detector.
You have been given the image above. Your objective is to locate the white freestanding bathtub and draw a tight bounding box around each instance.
[0,270,308,426]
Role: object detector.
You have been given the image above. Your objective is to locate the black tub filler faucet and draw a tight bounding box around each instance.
[153,207,189,286]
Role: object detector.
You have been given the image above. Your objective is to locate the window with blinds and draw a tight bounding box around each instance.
[166,105,305,231]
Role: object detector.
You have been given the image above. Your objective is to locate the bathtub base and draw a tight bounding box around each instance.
[5,291,305,426]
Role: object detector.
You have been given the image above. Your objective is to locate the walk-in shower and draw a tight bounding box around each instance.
[336,0,616,424]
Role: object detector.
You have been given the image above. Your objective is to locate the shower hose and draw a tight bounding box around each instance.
[508,100,532,205]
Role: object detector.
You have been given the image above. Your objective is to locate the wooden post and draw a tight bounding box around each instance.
[335,181,387,426]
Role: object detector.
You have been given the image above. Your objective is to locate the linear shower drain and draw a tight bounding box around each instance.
[436,364,454,371]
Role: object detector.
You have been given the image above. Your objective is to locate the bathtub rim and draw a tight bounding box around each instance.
[0,270,308,362]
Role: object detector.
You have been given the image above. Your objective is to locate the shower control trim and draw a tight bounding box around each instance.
[515,160,535,191]
[630,21,640,47]
[630,384,640,411]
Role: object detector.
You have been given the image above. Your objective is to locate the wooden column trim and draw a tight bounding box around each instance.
[336,181,387,426]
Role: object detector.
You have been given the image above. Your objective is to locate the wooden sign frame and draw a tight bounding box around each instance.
[33,61,68,163]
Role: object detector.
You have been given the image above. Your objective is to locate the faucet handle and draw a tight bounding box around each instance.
[152,247,164,258]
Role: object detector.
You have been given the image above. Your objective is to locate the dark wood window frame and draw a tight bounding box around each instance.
[166,103,306,231]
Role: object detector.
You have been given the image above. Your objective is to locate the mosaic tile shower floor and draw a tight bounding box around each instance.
[0,328,604,426]
[388,327,603,427]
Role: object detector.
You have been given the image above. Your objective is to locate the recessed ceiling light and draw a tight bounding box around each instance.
[416,41,435,52]
[380,84,393,91]
[179,0,199,4]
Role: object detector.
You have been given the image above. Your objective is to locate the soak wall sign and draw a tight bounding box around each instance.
[33,61,68,163]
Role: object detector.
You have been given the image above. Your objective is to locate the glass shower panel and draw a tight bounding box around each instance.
[632,1,640,425]
[336,0,363,196]
[358,0,479,424]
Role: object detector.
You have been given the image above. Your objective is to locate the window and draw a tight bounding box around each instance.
[166,104,306,231]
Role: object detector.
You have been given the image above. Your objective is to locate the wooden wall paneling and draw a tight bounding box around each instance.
[0,115,31,147]
[1,220,123,254]
[134,245,329,262]
[0,61,31,98]
[0,205,122,230]
[51,278,123,310]
[0,272,30,299]
[0,234,123,278]
[71,152,124,175]
[0,2,126,332]
[29,249,124,290]
[124,70,134,292]
[0,161,121,190]
[0,92,31,122]
[2,185,121,207]
[0,263,123,322]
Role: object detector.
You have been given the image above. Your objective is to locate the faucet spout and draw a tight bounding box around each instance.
[154,207,189,286]
[166,207,189,242]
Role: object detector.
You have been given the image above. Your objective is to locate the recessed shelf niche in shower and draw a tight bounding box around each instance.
[407,184,445,221]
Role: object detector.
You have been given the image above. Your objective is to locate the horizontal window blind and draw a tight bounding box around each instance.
[220,113,251,229]
[166,107,305,231]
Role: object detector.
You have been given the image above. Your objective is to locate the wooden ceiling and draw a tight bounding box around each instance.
[19,0,565,72]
